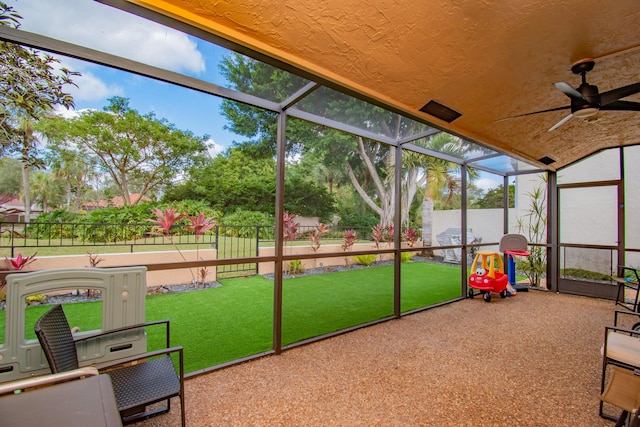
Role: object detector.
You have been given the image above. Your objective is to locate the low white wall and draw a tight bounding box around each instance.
[430,208,518,247]
[19,249,217,287]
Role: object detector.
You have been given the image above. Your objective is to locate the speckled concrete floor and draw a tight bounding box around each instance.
[135,290,618,427]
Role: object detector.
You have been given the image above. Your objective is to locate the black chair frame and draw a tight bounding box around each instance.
[616,266,640,313]
[35,304,185,426]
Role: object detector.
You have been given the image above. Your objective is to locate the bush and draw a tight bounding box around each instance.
[84,202,154,224]
[27,210,82,240]
[25,220,79,240]
[401,252,415,263]
[286,259,305,275]
[26,294,47,305]
[336,210,378,229]
[220,210,274,239]
[27,202,223,243]
[354,254,377,266]
[33,209,80,223]
[156,200,221,224]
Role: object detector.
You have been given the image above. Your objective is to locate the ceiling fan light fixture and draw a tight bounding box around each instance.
[573,107,598,118]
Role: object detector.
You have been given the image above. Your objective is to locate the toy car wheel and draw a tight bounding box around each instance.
[500,290,507,298]
[483,292,491,302]
[632,322,640,332]
[468,289,474,298]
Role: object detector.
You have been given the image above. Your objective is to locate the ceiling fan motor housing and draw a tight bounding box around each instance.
[572,83,600,117]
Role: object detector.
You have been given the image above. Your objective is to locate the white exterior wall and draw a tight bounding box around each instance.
[427,146,640,274]
[509,148,640,274]
[429,209,518,260]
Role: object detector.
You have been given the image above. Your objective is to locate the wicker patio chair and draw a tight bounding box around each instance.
[35,304,185,426]
[600,310,640,421]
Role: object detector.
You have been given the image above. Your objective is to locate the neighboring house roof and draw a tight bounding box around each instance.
[82,200,109,210]
[0,198,45,222]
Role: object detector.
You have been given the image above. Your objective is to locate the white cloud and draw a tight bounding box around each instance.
[206,139,224,157]
[45,56,123,105]
[52,107,97,119]
[475,177,502,192]
[70,69,124,102]
[11,0,205,75]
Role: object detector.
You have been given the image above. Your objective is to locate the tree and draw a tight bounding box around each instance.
[30,170,64,212]
[471,184,515,209]
[165,146,336,219]
[37,97,209,206]
[284,164,336,219]
[0,157,22,195]
[401,132,477,250]
[0,2,79,221]
[45,143,97,211]
[218,53,477,230]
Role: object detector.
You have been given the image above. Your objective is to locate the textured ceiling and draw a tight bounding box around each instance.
[129,0,640,170]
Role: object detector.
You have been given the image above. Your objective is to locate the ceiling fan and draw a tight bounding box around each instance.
[499,58,640,131]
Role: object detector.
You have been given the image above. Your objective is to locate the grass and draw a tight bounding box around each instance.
[1,261,462,374]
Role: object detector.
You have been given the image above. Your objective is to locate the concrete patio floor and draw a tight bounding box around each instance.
[135,290,618,426]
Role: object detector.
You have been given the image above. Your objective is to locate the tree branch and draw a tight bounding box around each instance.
[346,162,382,216]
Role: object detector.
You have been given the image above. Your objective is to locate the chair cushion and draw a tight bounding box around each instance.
[605,331,640,368]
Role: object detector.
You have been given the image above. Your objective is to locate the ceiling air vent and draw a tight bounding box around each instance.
[419,100,461,123]
[538,156,556,165]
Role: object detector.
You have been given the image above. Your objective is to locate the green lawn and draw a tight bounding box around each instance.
[1,261,462,374]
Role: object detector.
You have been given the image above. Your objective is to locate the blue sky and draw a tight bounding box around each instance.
[10,0,240,155]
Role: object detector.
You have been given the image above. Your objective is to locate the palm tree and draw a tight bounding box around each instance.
[402,133,478,250]
[46,144,96,212]
[30,170,64,212]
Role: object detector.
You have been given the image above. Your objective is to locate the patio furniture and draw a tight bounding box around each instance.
[601,366,640,427]
[601,310,640,420]
[35,304,185,426]
[614,266,640,313]
[0,367,122,426]
[1,267,148,383]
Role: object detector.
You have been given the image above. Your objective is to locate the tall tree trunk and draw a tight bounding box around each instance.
[65,178,72,209]
[402,168,420,227]
[20,161,31,223]
[421,198,434,257]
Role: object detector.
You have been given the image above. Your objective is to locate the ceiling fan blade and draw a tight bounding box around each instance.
[600,100,640,111]
[554,82,584,100]
[496,105,570,122]
[600,82,640,106]
[548,113,573,132]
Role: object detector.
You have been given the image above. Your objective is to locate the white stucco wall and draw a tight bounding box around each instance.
[513,147,640,273]
[427,146,640,274]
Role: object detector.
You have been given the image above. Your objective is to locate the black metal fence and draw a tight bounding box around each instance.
[0,221,267,278]
[0,222,408,278]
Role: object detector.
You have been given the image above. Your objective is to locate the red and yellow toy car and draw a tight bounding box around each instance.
[468,250,509,302]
